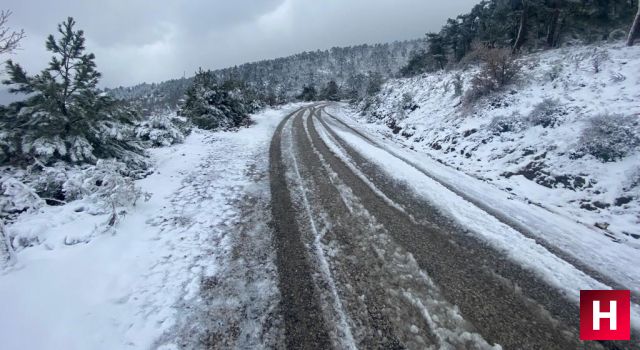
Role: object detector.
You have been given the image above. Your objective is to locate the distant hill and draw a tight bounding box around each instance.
[107,40,423,112]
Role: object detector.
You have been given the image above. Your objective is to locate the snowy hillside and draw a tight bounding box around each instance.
[108,40,422,111]
[355,42,640,248]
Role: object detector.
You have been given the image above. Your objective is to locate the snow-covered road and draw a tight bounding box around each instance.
[269,104,639,349]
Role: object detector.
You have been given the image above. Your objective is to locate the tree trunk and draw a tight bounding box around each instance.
[513,1,529,53]
[552,14,566,48]
[547,8,561,48]
[628,0,640,46]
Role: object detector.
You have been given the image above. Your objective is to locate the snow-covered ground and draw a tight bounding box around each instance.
[0,104,301,350]
[317,110,640,331]
[357,42,640,244]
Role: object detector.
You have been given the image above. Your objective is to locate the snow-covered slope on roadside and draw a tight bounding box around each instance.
[355,42,640,248]
[0,104,301,350]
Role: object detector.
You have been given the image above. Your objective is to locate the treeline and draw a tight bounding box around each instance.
[0,15,403,171]
[177,70,384,129]
[109,78,192,115]
[108,40,421,111]
[401,0,638,76]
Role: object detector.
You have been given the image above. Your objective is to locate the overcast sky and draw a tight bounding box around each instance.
[2,0,479,88]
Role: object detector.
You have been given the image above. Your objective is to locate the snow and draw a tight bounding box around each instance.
[343,41,640,293]
[0,104,302,350]
[303,114,499,349]
[355,42,640,244]
[280,112,357,349]
[316,107,640,332]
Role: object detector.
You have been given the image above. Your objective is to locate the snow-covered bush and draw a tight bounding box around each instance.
[525,99,563,128]
[398,92,418,118]
[62,159,149,215]
[135,113,188,147]
[489,113,526,134]
[624,167,640,198]
[0,126,12,159]
[1,158,149,224]
[453,73,463,97]
[0,159,150,259]
[464,48,521,104]
[569,51,587,71]
[28,163,69,204]
[590,48,610,73]
[546,61,563,82]
[0,223,16,269]
[576,114,640,162]
[0,176,44,218]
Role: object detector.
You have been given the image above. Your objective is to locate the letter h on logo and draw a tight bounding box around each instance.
[580,290,630,341]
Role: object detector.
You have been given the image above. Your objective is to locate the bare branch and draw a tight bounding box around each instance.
[0,10,25,55]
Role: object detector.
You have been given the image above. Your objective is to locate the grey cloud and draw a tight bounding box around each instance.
[2,0,479,87]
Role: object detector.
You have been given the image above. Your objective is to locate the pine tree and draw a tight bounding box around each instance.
[400,50,430,77]
[2,18,145,169]
[344,73,367,101]
[426,33,447,70]
[366,72,384,96]
[321,80,340,101]
[180,68,254,130]
[298,84,317,101]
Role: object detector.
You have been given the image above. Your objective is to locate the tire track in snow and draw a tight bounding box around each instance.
[282,109,357,349]
[318,106,640,347]
[298,110,498,349]
[269,107,333,349]
[320,106,639,304]
[304,109,597,349]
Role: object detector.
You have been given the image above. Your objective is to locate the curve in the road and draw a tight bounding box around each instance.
[269,106,634,349]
